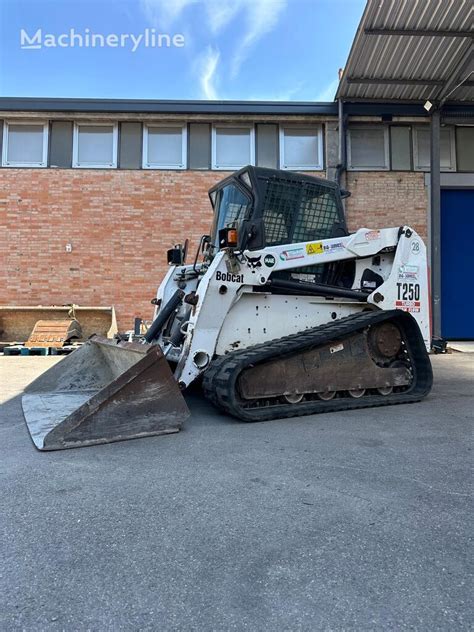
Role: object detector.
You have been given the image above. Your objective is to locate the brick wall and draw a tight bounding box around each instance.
[0,169,428,329]
[345,171,428,240]
[0,169,223,329]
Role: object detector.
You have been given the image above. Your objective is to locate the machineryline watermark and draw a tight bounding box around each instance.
[20,28,185,52]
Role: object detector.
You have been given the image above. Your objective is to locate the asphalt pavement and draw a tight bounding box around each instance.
[0,353,472,631]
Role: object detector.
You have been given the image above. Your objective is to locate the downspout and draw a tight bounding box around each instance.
[336,98,347,187]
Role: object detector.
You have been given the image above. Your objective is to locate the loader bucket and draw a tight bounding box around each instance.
[21,336,189,451]
[0,305,117,345]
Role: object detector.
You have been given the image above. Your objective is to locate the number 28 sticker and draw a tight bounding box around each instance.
[411,241,420,255]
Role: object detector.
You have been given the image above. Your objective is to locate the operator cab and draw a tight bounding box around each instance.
[208,166,353,288]
[209,165,348,251]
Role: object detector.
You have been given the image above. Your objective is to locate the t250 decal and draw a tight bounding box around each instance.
[397,282,420,301]
[395,282,421,313]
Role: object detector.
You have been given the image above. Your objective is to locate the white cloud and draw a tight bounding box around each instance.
[139,0,195,29]
[196,46,220,99]
[314,77,339,102]
[139,0,289,96]
[140,0,239,32]
[204,1,241,33]
[230,0,287,77]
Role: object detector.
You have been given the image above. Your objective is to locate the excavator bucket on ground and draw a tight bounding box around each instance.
[0,305,117,348]
[25,319,82,348]
[21,336,189,450]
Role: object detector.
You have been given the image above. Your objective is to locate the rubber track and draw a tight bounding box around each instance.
[202,309,433,421]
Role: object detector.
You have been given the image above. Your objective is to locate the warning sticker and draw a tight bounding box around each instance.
[395,300,421,313]
[365,230,380,241]
[306,242,324,255]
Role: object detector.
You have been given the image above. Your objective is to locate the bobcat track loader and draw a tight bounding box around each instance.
[22,166,433,450]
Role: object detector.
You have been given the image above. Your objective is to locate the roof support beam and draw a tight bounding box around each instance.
[347,77,444,86]
[437,48,474,104]
[365,28,473,38]
[430,110,442,342]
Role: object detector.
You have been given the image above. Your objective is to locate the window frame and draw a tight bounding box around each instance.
[389,125,413,171]
[455,125,474,173]
[72,121,118,169]
[2,120,49,168]
[211,124,255,171]
[347,125,390,171]
[412,125,456,172]
[142,123,187,170]
[279,124,324,171]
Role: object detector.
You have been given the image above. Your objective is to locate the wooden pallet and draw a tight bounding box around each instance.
[2,344,82,356]
[3,346,49,356]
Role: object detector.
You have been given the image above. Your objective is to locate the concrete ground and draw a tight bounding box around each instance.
[0,354,472,631]
[448,341,474,353]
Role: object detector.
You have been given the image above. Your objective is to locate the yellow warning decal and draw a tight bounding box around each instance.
[306,242,324,255]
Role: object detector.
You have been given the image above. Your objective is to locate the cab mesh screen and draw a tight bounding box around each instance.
[262,179,339,246]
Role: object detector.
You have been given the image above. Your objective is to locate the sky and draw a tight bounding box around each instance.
[0,0,366,101]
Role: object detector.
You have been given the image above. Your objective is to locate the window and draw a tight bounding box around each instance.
[2,122,48,167]
[212,126,255,170]
[279,126,323,170]
[211,183,251,244]
[455,127,474,172]
[143,124,187,169]
[73,123,118,168]
[390,126,412,170]
[347,126,389,170]
[413,126,456,171]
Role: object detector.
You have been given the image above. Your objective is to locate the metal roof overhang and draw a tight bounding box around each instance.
[336,0,474,105]
[0,98,339,116]
[336,0,473,345]
[0,97,470,120]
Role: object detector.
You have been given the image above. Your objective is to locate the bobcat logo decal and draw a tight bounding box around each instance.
[245,255,262,269]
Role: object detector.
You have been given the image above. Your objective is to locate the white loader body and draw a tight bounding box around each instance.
[155,225,430,389]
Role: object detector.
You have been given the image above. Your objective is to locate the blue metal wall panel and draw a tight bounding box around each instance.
[441,189,474,339]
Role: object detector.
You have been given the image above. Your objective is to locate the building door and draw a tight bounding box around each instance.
[441,189,474,340]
